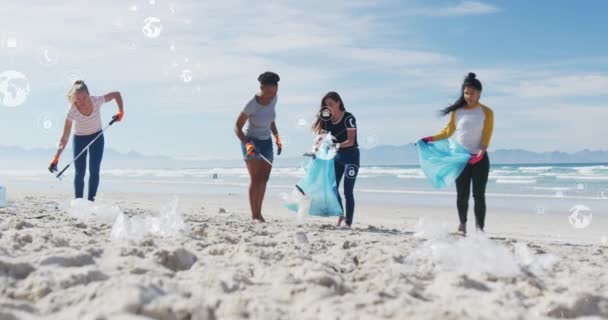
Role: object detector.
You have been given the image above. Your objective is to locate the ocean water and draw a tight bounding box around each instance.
[2,163,607,215]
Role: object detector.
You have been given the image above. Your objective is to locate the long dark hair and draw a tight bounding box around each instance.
[312,91,345,133]
[439,72,483,117]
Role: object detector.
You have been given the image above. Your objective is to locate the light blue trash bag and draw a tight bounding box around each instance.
[417,139,471,189]
[284,134,343,217]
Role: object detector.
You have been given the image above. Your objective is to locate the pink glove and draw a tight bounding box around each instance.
[469,152,484,165]
[421,136,433,144]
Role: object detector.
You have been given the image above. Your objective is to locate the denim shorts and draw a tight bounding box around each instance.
[241,137,274,163]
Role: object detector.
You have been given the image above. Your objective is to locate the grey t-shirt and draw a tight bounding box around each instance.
[242,95,277,140]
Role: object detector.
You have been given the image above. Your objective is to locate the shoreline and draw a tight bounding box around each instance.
[3,188,606,246]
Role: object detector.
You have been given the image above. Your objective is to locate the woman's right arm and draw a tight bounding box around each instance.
[431,111,456,141]
[55,119,72,158]
[49,118,72,172]
[234,112,249,144]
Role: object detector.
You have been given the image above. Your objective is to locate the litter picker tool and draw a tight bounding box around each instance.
[54,117,119,179]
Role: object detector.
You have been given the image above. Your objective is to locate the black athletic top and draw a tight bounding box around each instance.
[321,110,358,150]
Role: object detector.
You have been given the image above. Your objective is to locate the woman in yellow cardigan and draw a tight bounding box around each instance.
[422,73,494,235]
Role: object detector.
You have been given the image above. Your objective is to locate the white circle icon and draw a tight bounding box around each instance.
[180,69,193,83]
[64,70,82,89]
[142,17,162,38]
[535,206,546,215]
[568,205,592,229]
[319,108,332,121]
[37,113,59,135]
[364,135,378,148]
[39,47,59,66]
[0,70,30,108]
[345,165,359,180]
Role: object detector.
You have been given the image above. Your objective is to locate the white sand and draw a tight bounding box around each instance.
[1,189,608,320]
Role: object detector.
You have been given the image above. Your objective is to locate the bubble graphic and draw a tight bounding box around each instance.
[180,69,193,83]
[37,113,60,135]
[127,42,137,53]
[319,107,332,122]
[64,70,82,89]
[142,17,162,38]
[39,47,59,66]
[0,70,30,108]
[568,205,592,229]
[345,164,359,180]
[363,135,379,149]
[297,117,308,127]
[2,32,19,51]
[535,205,547,215]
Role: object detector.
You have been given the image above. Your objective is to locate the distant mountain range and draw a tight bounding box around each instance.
[361,145,608,166]
[1,145,607,170]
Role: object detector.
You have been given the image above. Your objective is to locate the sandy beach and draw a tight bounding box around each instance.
[1,188,607,320]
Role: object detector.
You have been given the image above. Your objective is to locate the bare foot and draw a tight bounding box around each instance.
[337,216,344,226]
[457,223,467,235]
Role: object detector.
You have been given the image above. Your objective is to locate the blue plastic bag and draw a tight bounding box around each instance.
[285,134,343,217]
[417,139,471,189]
[0,185,5,208]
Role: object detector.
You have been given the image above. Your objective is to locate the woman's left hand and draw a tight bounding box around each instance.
[469,151,484,165]
[274,134,282,155]
[112,110,124,122]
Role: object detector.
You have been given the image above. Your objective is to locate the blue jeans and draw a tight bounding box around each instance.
[241,137,274,163]
[73,131,104,201]
[334,148,360,225]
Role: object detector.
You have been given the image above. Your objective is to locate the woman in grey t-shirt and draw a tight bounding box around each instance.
[234,72,283,223]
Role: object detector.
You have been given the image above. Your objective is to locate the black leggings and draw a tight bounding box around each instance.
[455,153,490,229]
[335,148,360,225]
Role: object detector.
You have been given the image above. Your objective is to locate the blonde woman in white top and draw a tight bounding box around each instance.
[48,80,124,201]
[422,73,494,235]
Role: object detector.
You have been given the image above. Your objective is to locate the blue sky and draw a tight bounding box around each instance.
[0,0,607,161]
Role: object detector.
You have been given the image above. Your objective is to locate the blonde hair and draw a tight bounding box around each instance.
[67,80,89,104]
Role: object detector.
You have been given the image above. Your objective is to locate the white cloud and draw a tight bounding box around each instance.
[0,0,605,157]
[341,47,455,67]
[421,1,501,17]
[501,74,608,98]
